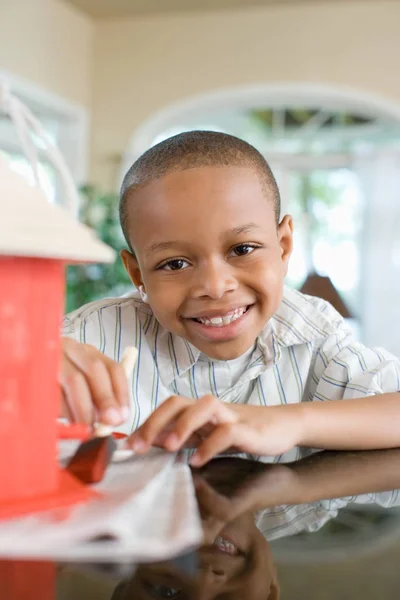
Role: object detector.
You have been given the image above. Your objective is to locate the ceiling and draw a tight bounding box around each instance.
[63,0,380,19]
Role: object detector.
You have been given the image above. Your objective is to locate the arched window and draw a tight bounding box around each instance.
[122,85,400,354]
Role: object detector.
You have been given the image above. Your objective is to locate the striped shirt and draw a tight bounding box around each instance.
[258,489,400,541]
[62,286,400,462]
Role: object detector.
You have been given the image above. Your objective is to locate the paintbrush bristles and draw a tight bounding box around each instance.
[94,423,113,437]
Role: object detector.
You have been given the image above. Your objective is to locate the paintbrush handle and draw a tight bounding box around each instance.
[57,422,91,440]
[94,346,138,437]
[121,346,138,380]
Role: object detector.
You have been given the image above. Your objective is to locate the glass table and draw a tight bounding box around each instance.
[2,448,400,600]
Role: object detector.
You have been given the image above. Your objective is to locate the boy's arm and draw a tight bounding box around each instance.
[286,447,400,505]
[299,330,400,451]
[195,448,400,521]
[233,392,400,456]
[129,333,400,464]
[129,392,400,466]
[297,392,400,451]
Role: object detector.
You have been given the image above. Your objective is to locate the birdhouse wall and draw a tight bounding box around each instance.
[0,560,55,600]
[0,257,64,502]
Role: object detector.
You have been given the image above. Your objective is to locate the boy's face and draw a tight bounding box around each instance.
[121,514,279,600]
[122,166,293,360]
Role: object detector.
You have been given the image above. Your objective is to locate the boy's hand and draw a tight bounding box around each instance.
[60,337,130,426]
[128,395,303,466]
[193,464,297,543]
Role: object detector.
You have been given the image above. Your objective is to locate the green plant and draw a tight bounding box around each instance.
[66,185,131,313]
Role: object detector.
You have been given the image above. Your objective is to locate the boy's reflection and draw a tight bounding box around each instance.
[114,516,278,599]
[112,459,279,600]
[108,447,400,600]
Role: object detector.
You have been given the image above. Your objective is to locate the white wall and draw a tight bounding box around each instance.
[0,0,94,108]
[0,0,94,183]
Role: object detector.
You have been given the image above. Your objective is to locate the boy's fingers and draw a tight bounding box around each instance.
[153,431,204,450]
[165,396,237,451]
[190,422,252,467]
[60,356,95,425]
[84,359,126,425]
[107,360,131,411]
[193,476,233,520]
[60,389,75,422]
[63,338,129,425]
[195,475,260,526]
[130,395,194,448]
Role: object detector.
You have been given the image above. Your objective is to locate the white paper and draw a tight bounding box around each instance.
[0,448,203,563]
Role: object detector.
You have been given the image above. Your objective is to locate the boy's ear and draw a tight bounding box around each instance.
[120,249,144,289]
[277,214,293,275]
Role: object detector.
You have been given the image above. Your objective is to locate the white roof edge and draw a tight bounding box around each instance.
[0,157,115,264]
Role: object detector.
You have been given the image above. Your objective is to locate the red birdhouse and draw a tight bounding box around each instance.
[0,157,115,519]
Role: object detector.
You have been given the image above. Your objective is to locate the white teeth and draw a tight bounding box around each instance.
[213,536,238,555]
[196,307,246,327]
[210,317,223,325]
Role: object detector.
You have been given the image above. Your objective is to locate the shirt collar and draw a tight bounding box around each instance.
[135,286,342,387]
[270,285,342,344]
[265,286,343,364]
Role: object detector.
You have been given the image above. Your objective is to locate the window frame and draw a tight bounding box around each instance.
[0,69,89,203]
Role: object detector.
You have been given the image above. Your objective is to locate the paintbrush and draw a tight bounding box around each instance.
[93,346,138,437]
[66,346,138,484]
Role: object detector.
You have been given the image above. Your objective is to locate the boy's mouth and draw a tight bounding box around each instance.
[190,306,250,328]
[211,535,241,556]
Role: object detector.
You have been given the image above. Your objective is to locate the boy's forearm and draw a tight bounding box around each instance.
[287,449,400,504]
[227,449,400,512]
[298,393,400,451]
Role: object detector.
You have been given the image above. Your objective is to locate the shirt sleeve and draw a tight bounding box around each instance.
[61,315,76,339]
[310,325,400,402]
[60,302,104,345]
[327,489,400,509]
[61,304,87,341]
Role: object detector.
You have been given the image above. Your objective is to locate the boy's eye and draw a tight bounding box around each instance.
[158,259,190,271]
[147,584,181,598]
[230,244,258,257]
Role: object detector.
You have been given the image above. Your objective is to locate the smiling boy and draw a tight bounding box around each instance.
[62,131,400,466]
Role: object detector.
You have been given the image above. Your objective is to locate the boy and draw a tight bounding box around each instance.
[62,131,400,467]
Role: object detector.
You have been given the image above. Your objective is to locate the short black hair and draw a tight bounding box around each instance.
[119,130,281,252]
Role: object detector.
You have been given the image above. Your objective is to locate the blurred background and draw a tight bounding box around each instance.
[1,0,400,355]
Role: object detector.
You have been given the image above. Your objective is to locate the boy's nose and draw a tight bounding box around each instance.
[192,260,238,300]
[197,565,227,599]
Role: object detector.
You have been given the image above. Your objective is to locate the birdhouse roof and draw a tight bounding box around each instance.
[0,157,115,263]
